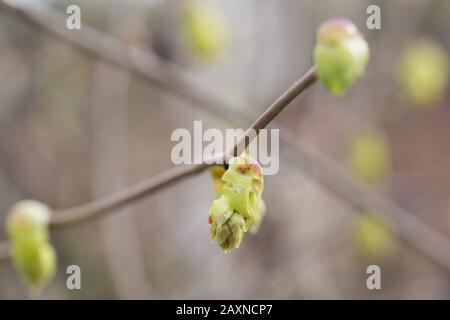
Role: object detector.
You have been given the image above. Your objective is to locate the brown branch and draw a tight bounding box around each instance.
[52,164,207,227]
[0,66,317,259]
[1,0,450,275]
[51,66,315,228]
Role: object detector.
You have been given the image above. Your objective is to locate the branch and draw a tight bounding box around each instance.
[51,164,207,227]
[0,0,230,114]
[51,66,315,228]
[282,134,450,273]
[0,66,317,259]
[0,240,9,259]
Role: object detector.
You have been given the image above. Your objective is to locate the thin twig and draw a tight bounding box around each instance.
[53,164,208,227]
[0,66,317,259]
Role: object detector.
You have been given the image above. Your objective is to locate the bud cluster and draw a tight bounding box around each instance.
[208,154,266,252]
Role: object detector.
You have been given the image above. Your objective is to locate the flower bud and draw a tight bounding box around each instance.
[208,154,266,252]
[183,1,229,59]
[314,18,369,96]
[349,128,391,183]
[10,239,56,294]
[398,39,449,108]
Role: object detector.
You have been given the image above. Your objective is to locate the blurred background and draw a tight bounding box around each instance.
[0,0,449,299]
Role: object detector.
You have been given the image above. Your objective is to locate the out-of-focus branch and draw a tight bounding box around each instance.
[1,0,450,274]
[282,133,450,273]
[0,240,9,259]
[0,0,235,118]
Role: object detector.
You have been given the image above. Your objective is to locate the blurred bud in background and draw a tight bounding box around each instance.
[10,239,56,296]
[398,39,449,108]
[209,196,247,252]
[6,200,56,295]
[182,0,230,60]
[348,128,391,184]
[7,200,51,241]
[353,211,395,260]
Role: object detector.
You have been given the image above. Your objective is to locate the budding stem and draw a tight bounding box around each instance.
[0,67,316,260]
[52,67,317,228]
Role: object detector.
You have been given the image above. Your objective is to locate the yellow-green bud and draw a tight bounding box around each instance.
[6,200,56,293]
[208,154,266,252]
[10,239,56,294]
[314,18,369,96]
[7,200,51,241]
[183,1,229,59]
[210,165,226,198]
[398,39,449,108]
[348,128,391,183]
[353,211,395,260]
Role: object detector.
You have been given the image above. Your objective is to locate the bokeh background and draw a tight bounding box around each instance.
[0,0,450,299]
